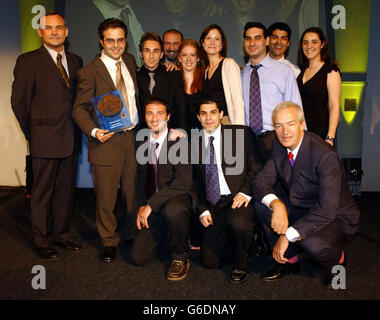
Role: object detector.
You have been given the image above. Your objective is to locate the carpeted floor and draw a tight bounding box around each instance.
[0,188,379,302]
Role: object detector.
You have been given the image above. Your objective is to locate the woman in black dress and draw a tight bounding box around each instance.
[178,39,204,132]
[297,27,341,146]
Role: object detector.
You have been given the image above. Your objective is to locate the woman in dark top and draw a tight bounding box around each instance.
[178,39,204,132]
[297,27,341,146]
[199,24,245,125]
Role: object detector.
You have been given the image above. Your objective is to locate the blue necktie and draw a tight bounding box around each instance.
[205,136,221,206]
[249,64,263,135]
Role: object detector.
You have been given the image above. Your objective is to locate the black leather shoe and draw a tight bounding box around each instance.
[36,246,60,260]
[101,246,116,263]
[261,261,300,281]
[229,270,248,285]
[167,259,190,281]
[54,240,82,251]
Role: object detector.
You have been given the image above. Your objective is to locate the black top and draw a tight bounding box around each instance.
[297,62,340,139]
[137,64,186,129]
[185,92,202,132]
[202,58,228,116]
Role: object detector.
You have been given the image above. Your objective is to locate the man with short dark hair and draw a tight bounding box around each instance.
[241,22,303,162]
[131,97,192,281]
[253,102,360,286]
[191,95,261,284]
[137,32,186,129]
[11,12,83,260]
[268,22,300,77]
[162,29,183,67]
[73,18,139,263]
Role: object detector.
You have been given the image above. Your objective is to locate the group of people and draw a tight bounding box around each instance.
[11,12,360,288]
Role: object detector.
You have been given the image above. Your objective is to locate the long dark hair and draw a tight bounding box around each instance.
[199,24,227,65]
[297,27,338,70]
[178,39,205,94]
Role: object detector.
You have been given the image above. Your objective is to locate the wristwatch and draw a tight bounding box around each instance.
[325,136,335,143]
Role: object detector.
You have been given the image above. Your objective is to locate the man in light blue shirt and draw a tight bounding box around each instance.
[241,22,303,162]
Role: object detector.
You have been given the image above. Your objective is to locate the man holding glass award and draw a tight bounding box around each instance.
[73,18,139,263]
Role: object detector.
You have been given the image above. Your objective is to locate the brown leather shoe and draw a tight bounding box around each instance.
[167,259,189,281]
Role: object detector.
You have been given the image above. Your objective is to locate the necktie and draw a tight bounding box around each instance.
[116,61,131,118]
[56,53,70,89]
[249,64,262,135]
[205,136,221,206]
[148,72,155,94]
[146,142,159,198]
[288,152,295,168]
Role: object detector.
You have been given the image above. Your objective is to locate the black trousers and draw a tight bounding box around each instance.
[254,201,346,273]
[130,194,192,265]
[31,153,78,248]
[200,196,254,271]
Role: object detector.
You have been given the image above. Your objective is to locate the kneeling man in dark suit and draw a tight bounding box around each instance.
[253,101,361,286]
[192,95,261,284]
[130,97,193,281]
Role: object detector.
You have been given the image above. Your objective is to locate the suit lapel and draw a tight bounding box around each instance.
[281,150,292,187]
[39,46,68,89]
[123,55,138,94]
[94,57,117,92]
[290,132,310,185]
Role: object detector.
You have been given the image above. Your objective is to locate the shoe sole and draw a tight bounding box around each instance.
[228,274,248,285]
[167,262,190,281]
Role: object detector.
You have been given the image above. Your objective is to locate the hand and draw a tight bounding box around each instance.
[136,204,152,230]
[273,235,289,264]
[96,129,114,143]
[169,128,187,140]
[325,139,334,147]
[231,193,250,209]
[200,214,213,228]
[270,199,289,234]
[163,61,179,72]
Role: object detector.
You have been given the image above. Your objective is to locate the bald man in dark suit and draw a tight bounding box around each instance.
[11,12,83,260]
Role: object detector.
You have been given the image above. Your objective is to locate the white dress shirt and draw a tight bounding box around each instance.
[261,135,304,242]
[91,50,138,137]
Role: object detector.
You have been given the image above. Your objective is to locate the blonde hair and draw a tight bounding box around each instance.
[272,101,305,126]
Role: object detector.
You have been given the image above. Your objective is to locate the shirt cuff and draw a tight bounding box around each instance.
[199,210,211,220]
[238,192,252,202]
[286,227,301,242]
[91,128,99,138]
[262,194,278,209]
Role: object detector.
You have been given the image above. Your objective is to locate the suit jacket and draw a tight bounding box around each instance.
[135,134,192,213]
[253,131,361,239]
[72,53,139,165]
[11,46,83,158]
[192,125,262,215]
[137,64,186,129]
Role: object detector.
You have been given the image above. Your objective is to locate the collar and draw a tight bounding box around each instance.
[287,133,304,160]
[247,55,276,69]
[44,44,65,60]
[150,128,168,145]
[100,50,123,69]
[204,124,221,147]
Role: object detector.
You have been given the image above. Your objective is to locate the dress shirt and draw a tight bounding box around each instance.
[241,55,303,133]
[278,56,301,78]
[150,128,168,160]
[91,50,138,137]
[261,134,305,242]
[44,45,69,77]
[199,125,251,219]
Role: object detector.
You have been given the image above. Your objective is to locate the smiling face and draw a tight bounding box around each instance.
[244,27,269,63]
[202,28,223,57]
[145,102,170,135]
[99,27,126,60]
[273,106,305,151]
[178,44,198,73]
[302,32,324,61]
[163,32,182,62]
[268,29,290,59]
[38,15,68,52]
[197,102,223,133]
